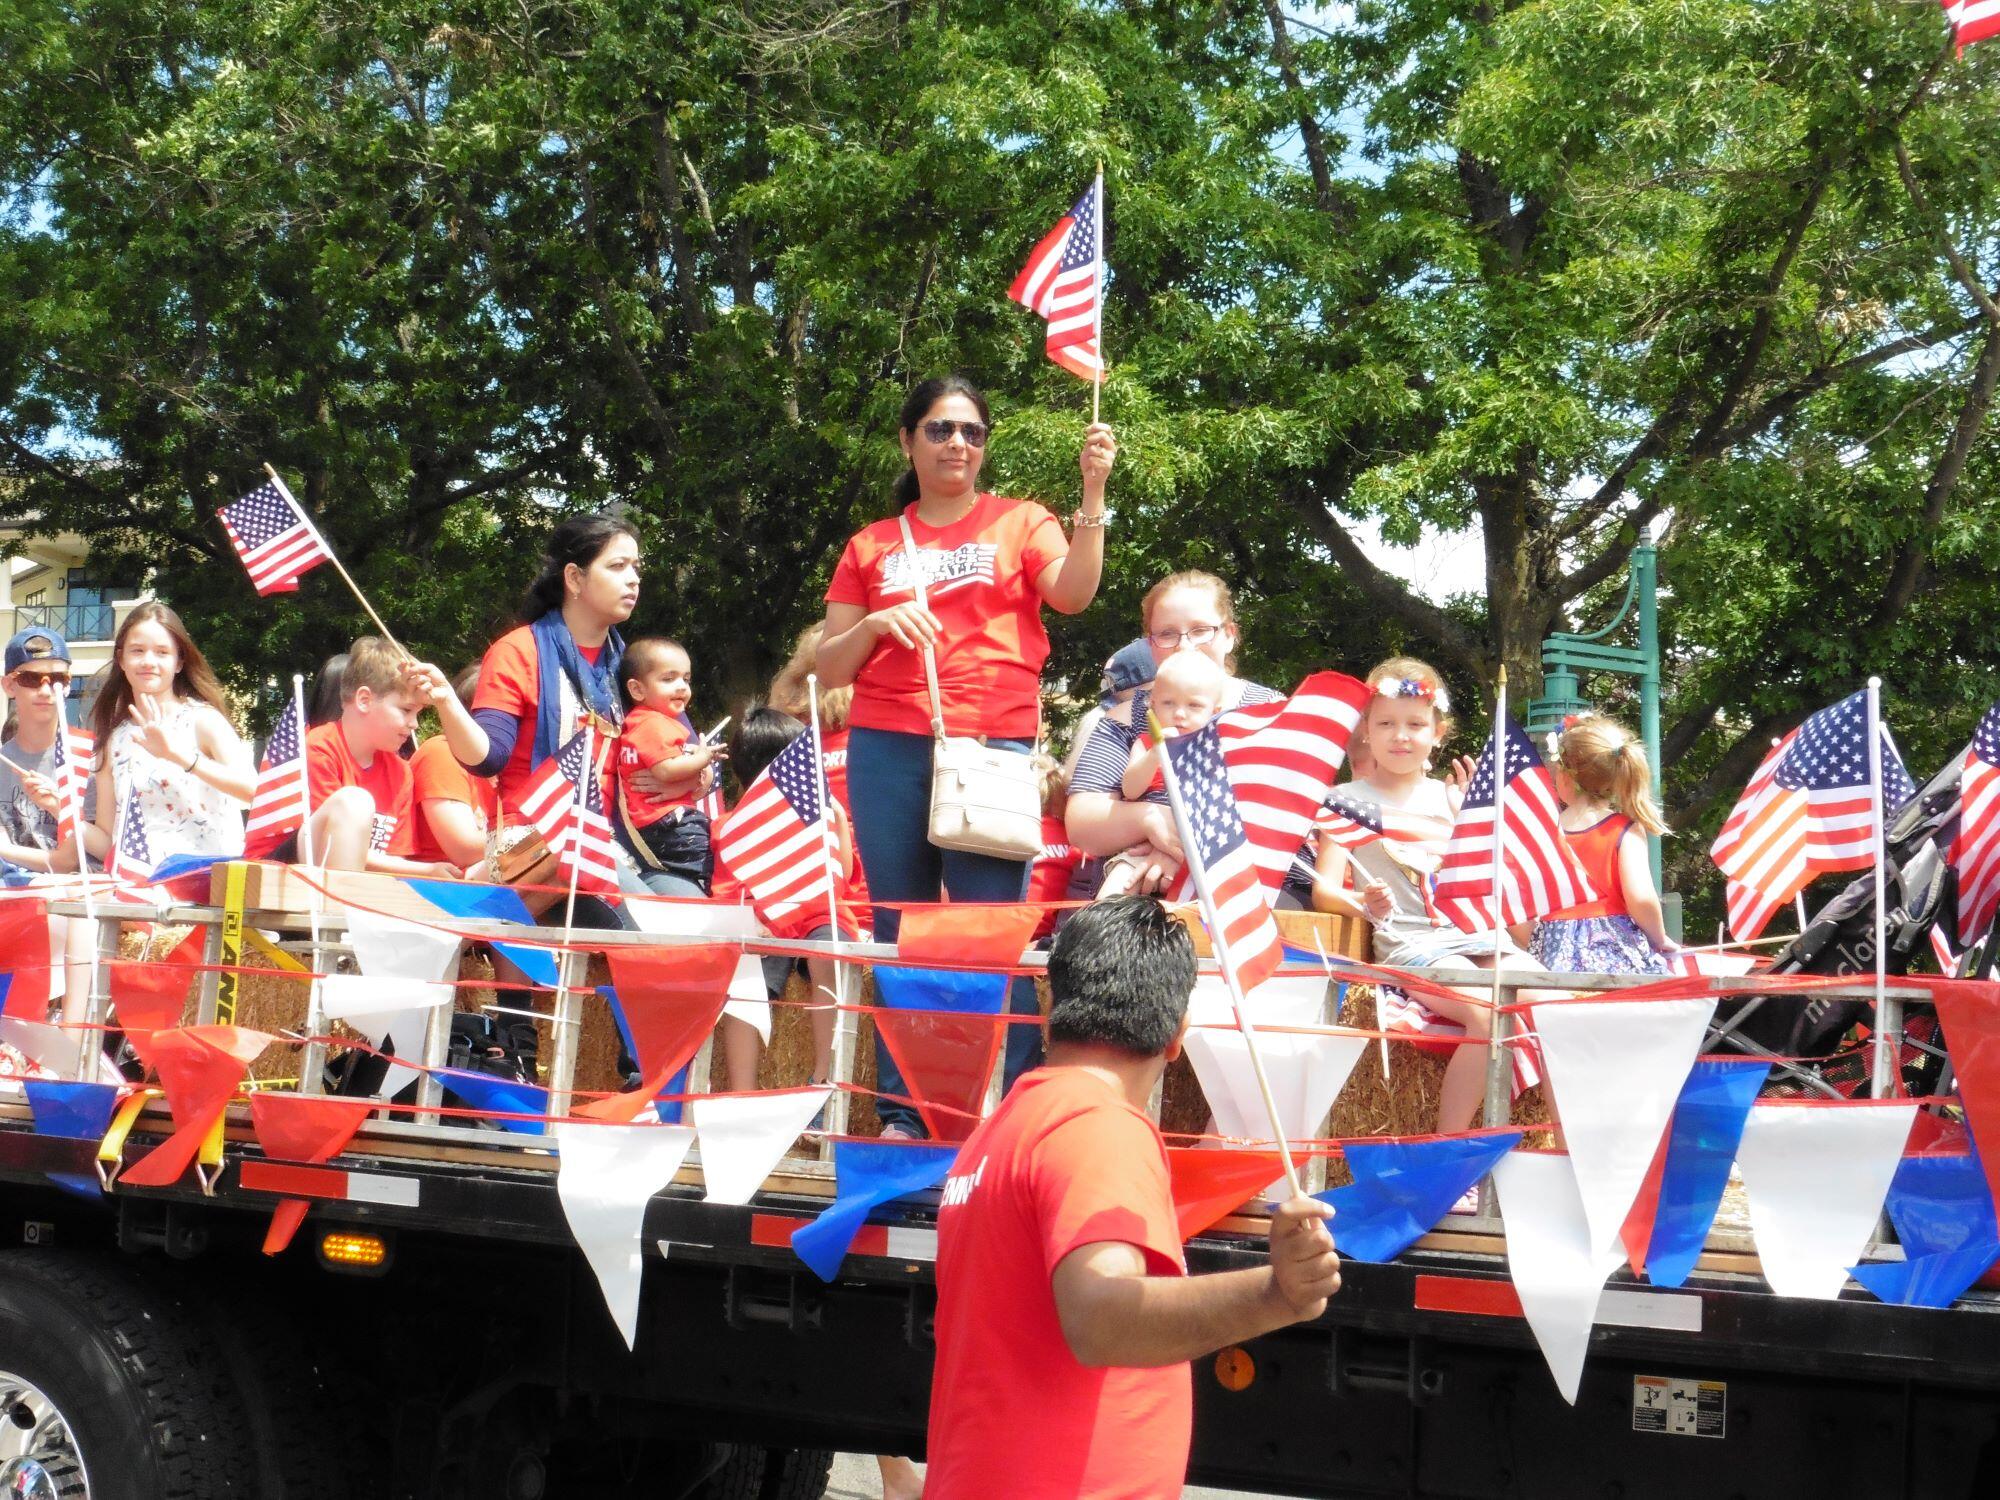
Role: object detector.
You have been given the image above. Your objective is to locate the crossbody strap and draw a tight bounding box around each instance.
[896,511,950,741]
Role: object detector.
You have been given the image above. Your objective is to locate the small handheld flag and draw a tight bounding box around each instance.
[714,732,838,929]
[1433,716,1595,930]
[219,481,334,597]
[518,731,622,896]
[246,698,308,847]
[51,721,93,854]
[1009,174,1104,384]
[1951,704,2000,950]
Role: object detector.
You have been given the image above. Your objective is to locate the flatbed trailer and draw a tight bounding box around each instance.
[0,875,1997,1499]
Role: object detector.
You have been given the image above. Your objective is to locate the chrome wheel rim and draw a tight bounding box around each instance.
[0,1372,87,1499]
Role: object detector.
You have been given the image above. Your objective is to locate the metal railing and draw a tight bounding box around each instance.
[6,602,116,643]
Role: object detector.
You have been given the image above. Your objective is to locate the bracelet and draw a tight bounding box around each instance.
[1071,510,1111,529]
[184,749,201,774]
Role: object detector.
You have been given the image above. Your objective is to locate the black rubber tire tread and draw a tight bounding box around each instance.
[694,1443,767,1500]
[0,1248,262,1498]
[758,1448,834,1500]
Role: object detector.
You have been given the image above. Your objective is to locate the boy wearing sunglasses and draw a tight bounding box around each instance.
[0,628,95,875]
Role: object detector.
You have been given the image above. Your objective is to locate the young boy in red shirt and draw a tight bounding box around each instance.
[247,636,462,878]
[614,638,725,894]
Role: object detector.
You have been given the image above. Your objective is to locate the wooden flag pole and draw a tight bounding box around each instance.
[1480,666,1513,1132]
[261,464,408,658]
[1091,161,1105,427]
[1866,677,1897,1097]
[1151,711,1307,1202]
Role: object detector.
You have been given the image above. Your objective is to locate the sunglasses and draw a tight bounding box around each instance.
[9,672,70,690]
[919,419,989,448]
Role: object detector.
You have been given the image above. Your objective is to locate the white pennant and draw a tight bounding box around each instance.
[1734,1102,1916,1300]
[692,1088,831,1205]
[340,906,463,983]
[553,1122,697,1349]
[1491,1152,1625,1405]
[1187,972,1330,1031]
[1184,1028,1368,1146]
[1531,996,1715,1257]
[318,975,453,1101]
[0,1016,89,1079]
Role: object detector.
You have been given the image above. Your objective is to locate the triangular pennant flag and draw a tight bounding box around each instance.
[1166,1146,1296,1240]
[1924,983,2000,1228]
[151,851,227,885]
[603,946,737,1088]
[0,898,52,1020]
[0,1016,87,1078]
[438,1069,550,1134]
[1850,1240,2000,1309]
[109,958,197,1036]
[553,1121,698,1348]
[895,903,1042,972]
[626,899,761,939]
[1186,973,1329,1031]
[1530,995,1715,1257]
[1184,1027,1367,1146]
[402,878,560,988]
[1618,1128,1671,1278]
[792,1141,959,1282]
[691,1088,831,1205]
[1490,1151,1625,1404]
[1734,1102,1916,1299]
[46,1171,103,1201]
[1885,1150,1999,1258]
[25,1079,123,1142]
[1644,1060,1769,1288]
[340,905,463,982]
[317,975,452,1102]
[872,967,1009,1142]
[1318,1133,1522,1262]
[250,1093,375,1164]
[118,1026,274,1187]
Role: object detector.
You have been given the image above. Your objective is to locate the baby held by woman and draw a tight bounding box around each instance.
[1097,651,1227,899]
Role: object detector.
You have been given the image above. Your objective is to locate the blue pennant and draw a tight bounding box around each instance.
[1851,1240,2000,1309]
[402,878,559,988]
[873,966,1007,1015]
[152,852,226,884]
[25,1079,123,1142]
[1316,1133,1522,1263]
[596,985,693,1123]
[1646,1059,1770,1288]
[438,1069,550,1135]
[792,1141,959,1282]
[1884,1150,1999,1259]
[45,1172,103,1201]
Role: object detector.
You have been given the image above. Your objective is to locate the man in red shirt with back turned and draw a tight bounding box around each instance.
[926,896,1342,1497]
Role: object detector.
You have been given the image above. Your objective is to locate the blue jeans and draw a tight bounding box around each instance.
[846,726,1044,1134]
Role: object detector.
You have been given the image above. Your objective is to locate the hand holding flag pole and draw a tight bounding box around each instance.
[1151,711,1306,1202]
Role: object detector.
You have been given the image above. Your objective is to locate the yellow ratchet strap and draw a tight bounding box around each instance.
[95,1089,155,1190]
[215,862,247,1023]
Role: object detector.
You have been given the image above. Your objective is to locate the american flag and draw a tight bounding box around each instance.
[219,478,333,596]
[246,699,309,846]
[1313,785,1427,854]
[1944,0,2000,49]
[51,721,94,853]
[1008,176,1104,381]
[517,730,622,895]
[1711,691,1916,941]
[713,732,836,928]
[1951,704,2000,949]
[106,794,154,891]
[1161,724,1283,993]
[1433,716,1595,930]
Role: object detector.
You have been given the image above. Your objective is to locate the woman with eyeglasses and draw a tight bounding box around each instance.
[1063,570,1282,892]
[816,375,1117,1137]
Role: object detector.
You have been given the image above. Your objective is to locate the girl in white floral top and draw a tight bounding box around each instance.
[86,603,254,865]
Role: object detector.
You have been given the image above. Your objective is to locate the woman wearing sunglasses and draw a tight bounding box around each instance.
[817,374,1117,1136]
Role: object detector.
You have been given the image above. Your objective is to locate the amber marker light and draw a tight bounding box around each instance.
[317,1229,392,1276]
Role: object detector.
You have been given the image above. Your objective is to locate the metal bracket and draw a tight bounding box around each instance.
[1329,1328,1444,1406]
[722,1264,823,1334]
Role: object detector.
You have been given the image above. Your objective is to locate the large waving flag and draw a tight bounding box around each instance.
[1161,723,1282,992]
[246,698,309,848]
[713,732,836,929]
[1008,175,1104,381]
[1951,704,2000,950]
[1711,691,1916,941]
[219,478,334,597]
[1433,716,1594,930]
[1944,0,2000,49]
[518,730,621,896]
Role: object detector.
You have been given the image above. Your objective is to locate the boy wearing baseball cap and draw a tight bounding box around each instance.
[0,627,96,874]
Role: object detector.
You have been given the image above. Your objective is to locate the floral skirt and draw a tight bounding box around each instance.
[1531,915,1672,976]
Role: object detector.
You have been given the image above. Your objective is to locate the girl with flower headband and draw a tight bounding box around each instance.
[1308,655,1546,1134]
[1531,715,1678,975]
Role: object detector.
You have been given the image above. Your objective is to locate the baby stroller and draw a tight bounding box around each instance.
[1711,751,1994,1098]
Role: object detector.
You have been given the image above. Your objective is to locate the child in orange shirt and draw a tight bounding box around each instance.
[248,636,464,878]
[615,638,725,895]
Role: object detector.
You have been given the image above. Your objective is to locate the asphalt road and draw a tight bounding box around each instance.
[823,1452,1295,1498]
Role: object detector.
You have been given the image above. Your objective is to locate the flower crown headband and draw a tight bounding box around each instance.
[1376,676,1450,713]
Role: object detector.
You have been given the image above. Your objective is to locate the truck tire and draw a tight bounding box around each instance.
[0,1249,261,1498]
[695,1445,832,1500]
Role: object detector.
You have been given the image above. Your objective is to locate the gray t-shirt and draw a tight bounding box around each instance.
[0,734,94,864]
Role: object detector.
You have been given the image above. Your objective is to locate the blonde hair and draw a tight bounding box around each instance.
[1363,655,1455,740]
[769,624,852,732]
[1152,649,1226,703]
[1558,715,1668,836]
[1141,570,1239,671]
[341,636,407,700]
[1032,750,1067,815]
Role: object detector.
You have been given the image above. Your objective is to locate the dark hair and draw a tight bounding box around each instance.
[1046,897,1196,1057]
[520,513,641,620]
[308,653,348,727]
[891,376,991,509]
[729,705,806,790]
[621,637,687,707]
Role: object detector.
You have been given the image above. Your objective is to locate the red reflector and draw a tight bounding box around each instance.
[750,1212,810,1248]
[1414,1274,1524,1318]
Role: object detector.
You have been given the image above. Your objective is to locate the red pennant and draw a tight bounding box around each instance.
[874,1010,1001,1142]
[249,1093,376,1255]
[1928,983,2000,1224]
[1166,1146,1297,1241]
[1619,1125,1672,1278]
[605,945,736,1083]
[118,1026,273,1188]
[263,1199,311,1256]
[0,898,51,1022]
[109,960,195,1037]
[896,904,1042,972]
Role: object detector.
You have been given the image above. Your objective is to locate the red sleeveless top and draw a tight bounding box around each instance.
[1550,813,1633,920]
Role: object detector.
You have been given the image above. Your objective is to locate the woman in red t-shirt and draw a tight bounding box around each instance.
[815,375,1117,1135]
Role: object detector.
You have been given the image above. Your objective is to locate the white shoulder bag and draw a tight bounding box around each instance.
[897,512,1045,861]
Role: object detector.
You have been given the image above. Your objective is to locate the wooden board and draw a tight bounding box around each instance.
[205,861,461,924]
[1177,906,1370,963]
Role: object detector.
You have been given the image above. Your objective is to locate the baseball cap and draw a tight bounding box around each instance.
[4,627,72,675]
[1098,637,1157,706]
